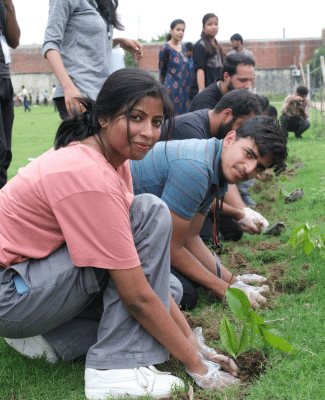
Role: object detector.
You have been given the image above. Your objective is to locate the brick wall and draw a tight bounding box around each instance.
[10,45,52,74]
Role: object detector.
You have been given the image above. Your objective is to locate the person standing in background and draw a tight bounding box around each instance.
[189,13,225,100]
[22,85,31,112]
[0,0,20,189]
[43,0,142,119]
[159,19,191,115]
[185,42,194,81]
[228,33,255,92]
[43,90,48,106]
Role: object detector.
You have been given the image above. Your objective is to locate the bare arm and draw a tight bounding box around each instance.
[2,0,20,49]
[169,209,235,299]
[184,211,236,285]
[197,69,205,91]
[109,265,207,376]
[113,37,143,61]
[45,49,84,114]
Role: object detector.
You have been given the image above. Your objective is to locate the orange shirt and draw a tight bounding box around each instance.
[0,143,140,270]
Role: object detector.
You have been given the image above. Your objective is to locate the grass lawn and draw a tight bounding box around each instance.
[1,104,325,400]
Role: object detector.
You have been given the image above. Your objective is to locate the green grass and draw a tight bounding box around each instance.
[1,105,325,399]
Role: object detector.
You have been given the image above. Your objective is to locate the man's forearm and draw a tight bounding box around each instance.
[3,0,20,48]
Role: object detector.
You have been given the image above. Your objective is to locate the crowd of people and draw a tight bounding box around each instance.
[0,2,309,400]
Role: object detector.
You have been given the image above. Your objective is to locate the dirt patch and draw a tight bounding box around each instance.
[288,155,302,164]
[254,241,283,252]
[281,168,297,178]
[236,350,268,382]
[251,181,263,193]
[273,277,312,294]
[258,170,275,182]
[183,308,222,342]
[228,252,249,269]
[255,201,273,214]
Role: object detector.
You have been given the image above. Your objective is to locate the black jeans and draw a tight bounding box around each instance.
[0,78,14,189]
[54,97,69,120]
[280,114,310,138]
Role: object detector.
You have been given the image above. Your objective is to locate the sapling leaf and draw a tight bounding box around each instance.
[259,326,295,354]
[279,188,291,200]
[219,316,238,358]
[302,238,314,255]
[226,288,251,320]
[280,175,290,182]
[237,324,249,355]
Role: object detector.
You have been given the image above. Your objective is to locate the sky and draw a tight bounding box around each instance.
[14,0,325,46]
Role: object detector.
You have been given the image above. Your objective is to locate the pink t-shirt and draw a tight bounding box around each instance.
[0,142,140,270]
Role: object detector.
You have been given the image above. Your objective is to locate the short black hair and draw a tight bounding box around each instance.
[230,33,243,43]
[265,105,278,119]
[185,42,194,52]
[220,53,255,81]
[296,86,308,96]
[214,89,262,118]
[235,115,288,170]
[255,94,269,112]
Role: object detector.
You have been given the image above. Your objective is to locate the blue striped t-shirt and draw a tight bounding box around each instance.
[130,138,228,220]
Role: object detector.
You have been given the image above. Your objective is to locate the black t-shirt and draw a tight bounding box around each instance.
[189,39,223,100]
[189,81,223,112]
[159,109,211,142]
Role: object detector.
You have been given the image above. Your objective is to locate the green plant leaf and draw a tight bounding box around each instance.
[226,288,251,320]
[260,326,295,354]
[237,324,249,356]
[280,175,290,182]
[302,237,314,255]
[219,316,238,358]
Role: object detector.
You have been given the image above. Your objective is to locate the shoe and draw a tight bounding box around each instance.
[263,222,285,236]
[4,335,59,363]
[85,365,184,399]
[284,188,305,203]
[240,192,257,207]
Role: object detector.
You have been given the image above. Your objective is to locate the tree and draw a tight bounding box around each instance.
[151,32,168,42]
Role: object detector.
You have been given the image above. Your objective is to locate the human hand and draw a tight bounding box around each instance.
[244,208,269,233]
[230,281,269,308]
[64,87,84,115]
[236,273,267,285]
[236,210,260,234]
[186,358,240,391]
[117,38,143,60]
[191,327,238,377]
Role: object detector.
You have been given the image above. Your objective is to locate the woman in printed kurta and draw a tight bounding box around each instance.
[159,19,191,115]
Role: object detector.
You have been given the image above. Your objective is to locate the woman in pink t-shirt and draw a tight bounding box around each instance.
[0,68,239,399]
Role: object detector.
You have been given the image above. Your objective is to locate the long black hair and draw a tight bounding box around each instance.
[54,68,175,150]
[200,13,225,61]
[96,0,124,30]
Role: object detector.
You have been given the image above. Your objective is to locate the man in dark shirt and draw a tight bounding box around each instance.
[189,53,255,112]
[0,0,20,189]
[160,89,260,141]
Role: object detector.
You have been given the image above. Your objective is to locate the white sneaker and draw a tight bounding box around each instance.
[4,335,59,363]
[85,365,184,399]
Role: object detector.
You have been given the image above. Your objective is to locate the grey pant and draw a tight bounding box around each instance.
[0,194,182,369]
[237,178,256,194]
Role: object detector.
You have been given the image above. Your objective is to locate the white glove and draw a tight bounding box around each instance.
[236,273,267,285]
[230,281,269,308]
[244,208,269,233]
[236,211,260,234]
[186,358,240,391]
[192,327,238,377]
